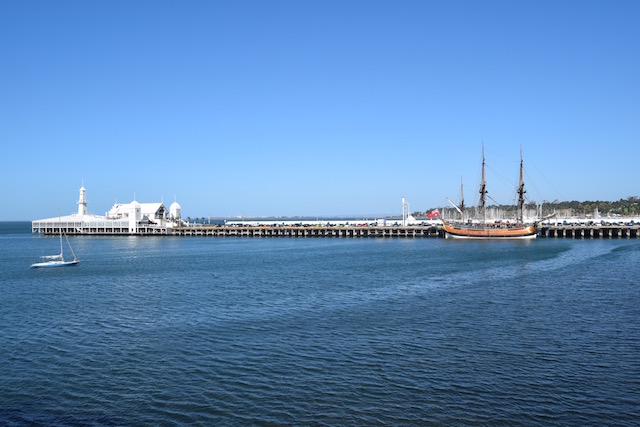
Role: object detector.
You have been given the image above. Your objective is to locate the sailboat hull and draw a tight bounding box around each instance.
[443,223,537,240]
[31,260,79,268]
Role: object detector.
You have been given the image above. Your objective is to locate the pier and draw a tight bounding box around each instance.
[538,224,640,239]
[30,186,640,239]
[32,223,640,239]
[173,224,640,239]
[173,225,444,238]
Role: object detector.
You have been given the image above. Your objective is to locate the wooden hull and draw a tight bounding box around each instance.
[443,222,537,240]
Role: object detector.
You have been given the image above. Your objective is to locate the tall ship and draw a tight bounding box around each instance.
[442,146,537,239]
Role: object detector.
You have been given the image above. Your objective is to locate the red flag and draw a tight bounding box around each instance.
[427,209,439,218]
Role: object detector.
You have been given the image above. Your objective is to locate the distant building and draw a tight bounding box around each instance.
[32,184,184,235]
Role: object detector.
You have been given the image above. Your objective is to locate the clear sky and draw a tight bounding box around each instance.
[1,1,638,220]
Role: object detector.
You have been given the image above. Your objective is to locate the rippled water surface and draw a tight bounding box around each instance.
[1,222,639,425]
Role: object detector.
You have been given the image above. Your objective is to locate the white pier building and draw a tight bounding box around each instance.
[32,184,184,235]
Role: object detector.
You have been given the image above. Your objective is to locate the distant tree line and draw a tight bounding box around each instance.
[414,196,639,218]
[538,197,639,216]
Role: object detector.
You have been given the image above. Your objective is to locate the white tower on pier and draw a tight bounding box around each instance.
[402,197,408,227]
[170,196,182,221]
[78,181,87,216]
[129,200,141,234]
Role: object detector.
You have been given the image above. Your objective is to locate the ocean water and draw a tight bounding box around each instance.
[1,222,639,426]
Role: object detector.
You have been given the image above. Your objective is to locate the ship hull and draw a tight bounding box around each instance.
[443,223,537,240]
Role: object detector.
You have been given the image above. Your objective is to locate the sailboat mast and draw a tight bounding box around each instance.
[479,144,487,223]
[58,207,63,258]
[517,147,526,225]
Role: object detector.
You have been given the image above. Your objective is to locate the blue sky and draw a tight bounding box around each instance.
[1,1,638,220]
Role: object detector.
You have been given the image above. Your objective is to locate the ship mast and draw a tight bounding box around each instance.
[479,144,487,223]
[460,177,465,223]
[517,147,526,225]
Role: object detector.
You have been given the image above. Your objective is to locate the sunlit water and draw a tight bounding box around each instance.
[1,222,639,425]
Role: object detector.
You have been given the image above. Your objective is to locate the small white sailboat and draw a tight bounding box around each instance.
[32,211,79,268]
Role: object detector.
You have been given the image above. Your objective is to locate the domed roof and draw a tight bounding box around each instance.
[170,201,181,210]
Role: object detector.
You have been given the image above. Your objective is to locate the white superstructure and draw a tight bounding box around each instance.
[32,184,184,235]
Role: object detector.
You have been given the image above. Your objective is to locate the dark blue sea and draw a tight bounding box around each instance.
[1,222,639,426]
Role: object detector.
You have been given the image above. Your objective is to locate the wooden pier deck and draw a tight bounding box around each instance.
[33,223,640,239]
[174,225,444,238]
[173,224,640,239]
[539,224,640,239]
